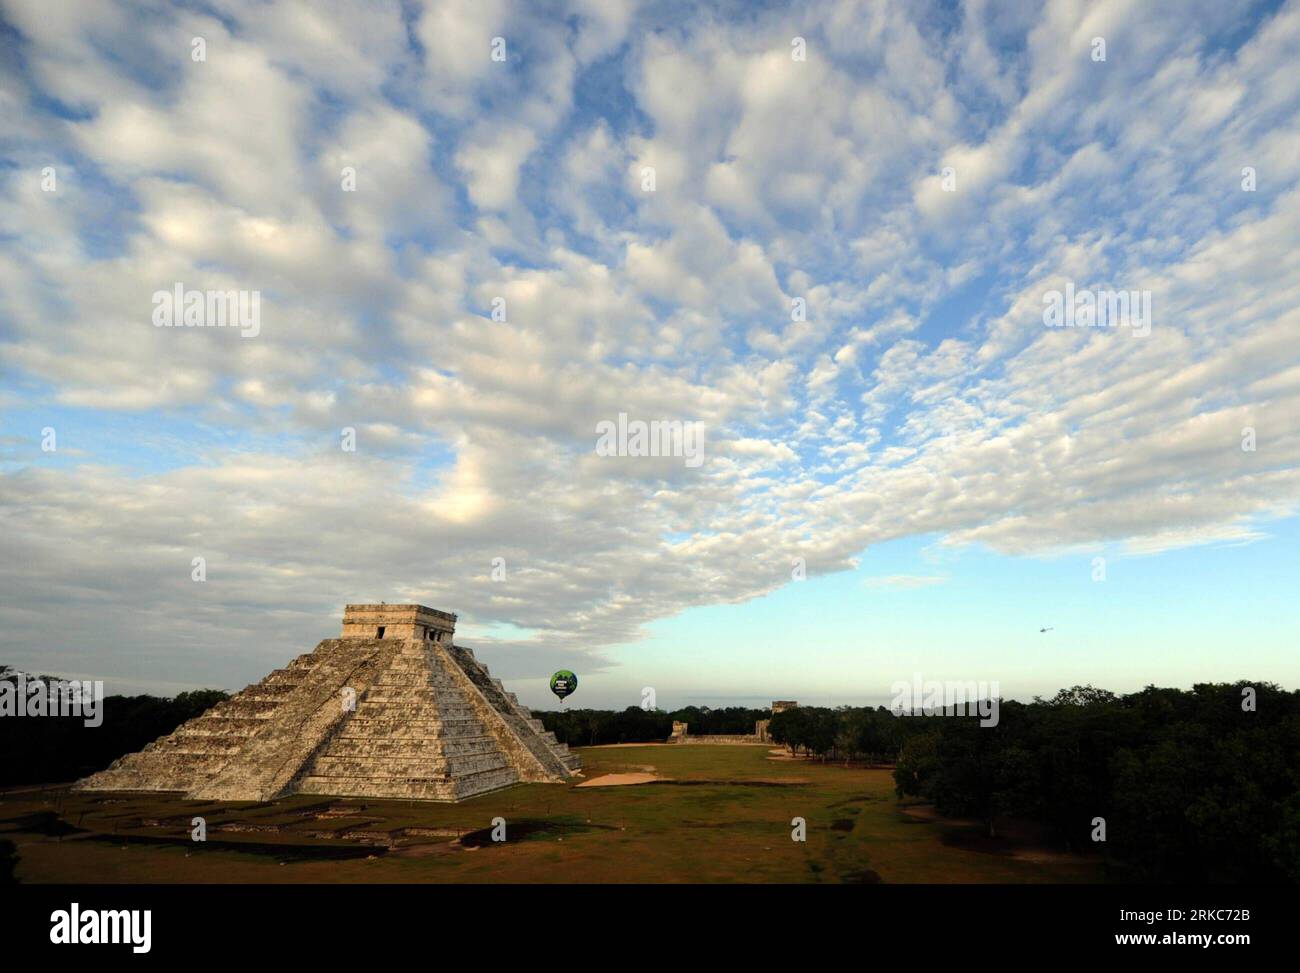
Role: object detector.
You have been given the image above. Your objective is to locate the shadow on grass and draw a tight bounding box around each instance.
[79,832,384,862]
[840,869,883,883]
[0,811,87,839]
[459,819,617,848]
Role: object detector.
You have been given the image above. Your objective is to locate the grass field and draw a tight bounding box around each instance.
[1,745,1103,883]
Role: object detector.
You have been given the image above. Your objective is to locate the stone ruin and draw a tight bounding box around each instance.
[671,701,800,745]
[757,700,798,741]
[75,604,581,802]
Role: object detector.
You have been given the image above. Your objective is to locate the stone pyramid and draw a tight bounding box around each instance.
[75,604,580,802]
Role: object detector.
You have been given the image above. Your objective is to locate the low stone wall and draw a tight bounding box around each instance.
[673,734,769,745]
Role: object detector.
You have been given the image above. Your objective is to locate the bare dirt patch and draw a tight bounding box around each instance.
[575,772,667,787]
[659,778,810,787]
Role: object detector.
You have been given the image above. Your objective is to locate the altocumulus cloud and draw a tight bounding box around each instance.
[0,0,1298,692]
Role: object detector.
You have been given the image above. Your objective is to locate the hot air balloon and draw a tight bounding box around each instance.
[550,670,578,704]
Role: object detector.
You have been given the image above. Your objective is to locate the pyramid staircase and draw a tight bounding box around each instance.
[448,644,582,776]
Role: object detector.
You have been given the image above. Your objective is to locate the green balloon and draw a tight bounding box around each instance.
[550,670,578,700]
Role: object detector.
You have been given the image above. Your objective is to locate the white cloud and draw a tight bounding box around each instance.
[456,125,539,211]
[0,0,1298,689]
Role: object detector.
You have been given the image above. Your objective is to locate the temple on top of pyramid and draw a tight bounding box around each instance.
[75,603,581,803]
[340,603,457,641]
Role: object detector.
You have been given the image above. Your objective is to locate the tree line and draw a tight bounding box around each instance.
[767,704,907,763]
[893,682,1300,882]
[0,665,227,788]
[535,705,770,745]
[5,664,1296,881]
[764,681,1300,881]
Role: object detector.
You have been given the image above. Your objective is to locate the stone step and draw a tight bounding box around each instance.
[296,765,522,802]
[206,699,282,717]
[241,686,299,701]
[337,717,492,732]
[307,752,511,778]
[295,776,458,801]
[449,766,521,800]
[320,735,504,757]
[184,716,267,734]
[161,735,247,754]
[361,681,467,697]
[374,667,457,682]
[349,706,482,723]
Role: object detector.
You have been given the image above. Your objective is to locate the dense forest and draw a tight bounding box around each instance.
[764,682,1300,882]
[535,705,769,745]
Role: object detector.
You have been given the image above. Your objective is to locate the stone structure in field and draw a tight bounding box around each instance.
[75,604,580,802]
[756,700,799,743]
[671,700,801,745]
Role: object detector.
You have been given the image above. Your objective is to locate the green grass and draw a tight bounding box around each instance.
[0,746,1103,883]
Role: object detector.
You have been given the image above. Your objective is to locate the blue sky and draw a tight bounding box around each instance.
[588,521,1300,709]
[1,0,1298,709]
